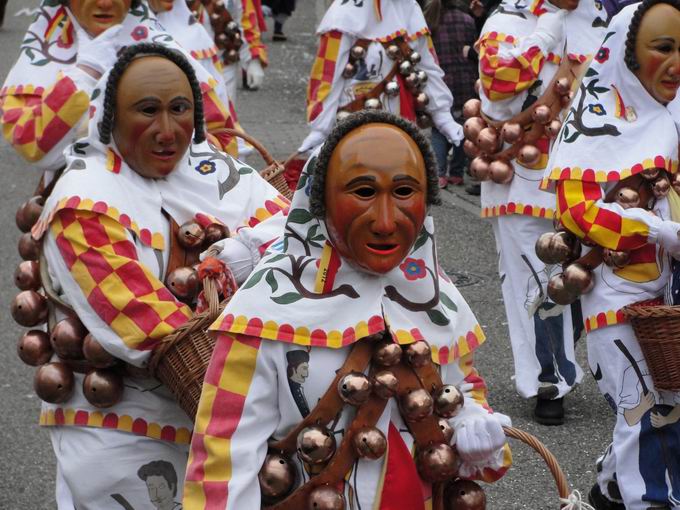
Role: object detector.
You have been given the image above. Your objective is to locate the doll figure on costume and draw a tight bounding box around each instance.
[471,0,608,425]
[0,0,242,179]
[29,43,288,509]
[543,1,680,507]
[297,0,464,156]
[184,111,511,510]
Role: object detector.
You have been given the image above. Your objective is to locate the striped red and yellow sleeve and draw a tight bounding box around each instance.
[478,33,546,102]
[306,30,342,123]
[241,0,268,66]
[557,180,651,251]
[202,82,239,157]
[0,73,89,162]
[51,209,191,351]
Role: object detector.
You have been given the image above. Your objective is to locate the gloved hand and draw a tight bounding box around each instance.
[432,111,464,146]
[201,237,254,284]
[655,221,680,258]
[76,25,123,78]
[246,59,265,90]
[532,10,567,54]
[453,412,506,463]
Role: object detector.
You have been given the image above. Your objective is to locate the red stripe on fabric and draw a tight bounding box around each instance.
[379,423,426,510]
[88,287,121,325]
[186,432,208,482]
[203,481,229,510]
[396,74,416,122]
[56,233,78,269]
[120,299,164,336]
[116,261,155,296]
[205,388,247,439]
[322,247,342,293]
[204,333,234,387]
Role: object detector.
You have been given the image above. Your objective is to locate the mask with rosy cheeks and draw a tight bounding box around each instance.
[634,3,680,105]
[324,124,428,274]
[69,0,132,37]
[112,56,195,179]
[148,0,175,12]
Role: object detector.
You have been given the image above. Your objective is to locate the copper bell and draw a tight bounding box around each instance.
[641,168,660,180]
[463,117,486,142]
[341,62,357,79]
[615,188,640,209]
[166,266,200,301]
[372,370,399,399]
[83,334,117,368]
[372,339,402,366]
[417,443,458,482]
[297,425,337,465]
[51,316,87,360]
[350,45,366,60]
[653,176,671,198]
[404,72,419,90]
[562,263,594,294]
[444,480,487,510]
[476,127,499,154]
[405,340,431,367]
[603,249,630,268]
[16,196,44,233]
[434,385,464,419]
[14,260,41,291]
[386,44,401,60]
[400,388,434,422]
[555,77,571,96]
[225,49,239,64]
[259,453,297,504]
[338,372,372,406]
[469,157,491,182]
[488,160,514,185]
[398,60,413,75]
[17,330,53,366]
[547,274,579,306]
[415,92,429,109]
[517,144,541,166]
[384,80,400,97]
[11,290,47,327]
[352,427,387,459]
[226,20,239,32]
[535,231,579,265]
[364,98,381,110]
[18,233,40,261]
[307,485,345,510]
[500,122,523,144]
[546,119,562,137]
[462,99,481,119]
[438,417,455,444]
[463,140,481,159]
[177,220,206,249]
[409,50,421,64]
[34,362,75,403]
[532,105,552,125]
[204,223,230,246]
[416,70,428,84]
[82,369,124,408]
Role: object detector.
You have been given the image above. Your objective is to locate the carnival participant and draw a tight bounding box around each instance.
[0,0,240,179]
[30,43,288,509]
[184,111,511,509]
[543,1,680,507]
[187,0,267,100]
[297,0,463,155]
[472,0,608,425]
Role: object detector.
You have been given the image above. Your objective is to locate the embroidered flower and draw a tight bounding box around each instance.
[588,103,606,116]
[131,25,149,41]
[400,258,426,281]
[594,47,610,64]
[196,160,216,175]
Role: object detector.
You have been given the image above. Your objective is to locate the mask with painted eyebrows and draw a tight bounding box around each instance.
[324,123,428,274]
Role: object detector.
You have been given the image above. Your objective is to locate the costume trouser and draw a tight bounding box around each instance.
[491,214,583,399]
[588,323,680,509]
[49,426,189,510]
[432,124,465,179]
[222,62,238,105]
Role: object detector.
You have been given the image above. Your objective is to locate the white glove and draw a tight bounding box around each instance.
[453,412,506,463]
[654,221,680,258]
[76,25,123,77]
[432,111,464,146]
[532,11,566,54]
[201,237,254,284]
[246,59,265,90]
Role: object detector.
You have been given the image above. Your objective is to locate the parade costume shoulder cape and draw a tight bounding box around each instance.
[32,67,288,441]
[154,1,219,62]
[543,4,679,332]
[0,1,238,169]
[211,156,485,363]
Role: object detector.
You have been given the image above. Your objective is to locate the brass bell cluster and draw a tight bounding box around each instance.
[165,220,229,303]
[463,76,574,185]
[189,0,243,65]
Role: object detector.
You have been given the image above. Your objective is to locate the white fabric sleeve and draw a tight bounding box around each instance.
[413,36,454,119]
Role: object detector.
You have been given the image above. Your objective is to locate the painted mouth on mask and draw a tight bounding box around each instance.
[151,149,177,159]
[366,243,399,255]
[93,13,115,21]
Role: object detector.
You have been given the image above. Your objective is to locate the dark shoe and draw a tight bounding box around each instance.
[588,484,625,510]
[533,397,564,425]
[272,32,287,42]
[465,183,480,196]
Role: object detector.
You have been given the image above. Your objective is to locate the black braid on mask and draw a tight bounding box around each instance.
[624,0,680,72]
[99,43,206,145]
[309,110,441,219]
[58,0,142,6]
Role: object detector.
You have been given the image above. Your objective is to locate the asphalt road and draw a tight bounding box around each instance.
[0,1,614,508]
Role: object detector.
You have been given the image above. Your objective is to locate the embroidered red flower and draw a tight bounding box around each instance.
[400,258,426,281]
[595,47,609,64]
[131,26,149,41]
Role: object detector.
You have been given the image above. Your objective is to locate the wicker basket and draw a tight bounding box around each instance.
[623,303,680,391]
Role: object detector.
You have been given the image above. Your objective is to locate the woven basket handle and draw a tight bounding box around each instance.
[210,127,276,166]
[503,426,570,506]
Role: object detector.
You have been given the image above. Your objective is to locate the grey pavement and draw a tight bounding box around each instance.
[0,0,614,508]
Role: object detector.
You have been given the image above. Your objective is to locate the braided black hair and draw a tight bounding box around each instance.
[624,0,680,72]
[309,110,441,219]
[58,0,143,7]
[99,43,206,145]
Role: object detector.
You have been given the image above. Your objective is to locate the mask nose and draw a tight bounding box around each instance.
[371,195,397,237]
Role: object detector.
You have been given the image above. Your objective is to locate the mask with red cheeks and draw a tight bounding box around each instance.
[112,56,195,179]
[324,124,428,274]
[634,3,680,105]
[70,0,132,37]
[148,0,175,12]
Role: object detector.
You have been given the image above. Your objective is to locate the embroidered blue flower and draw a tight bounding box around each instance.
[588,103,606,116]
[400,258,426,281]
[196,160,216,175]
